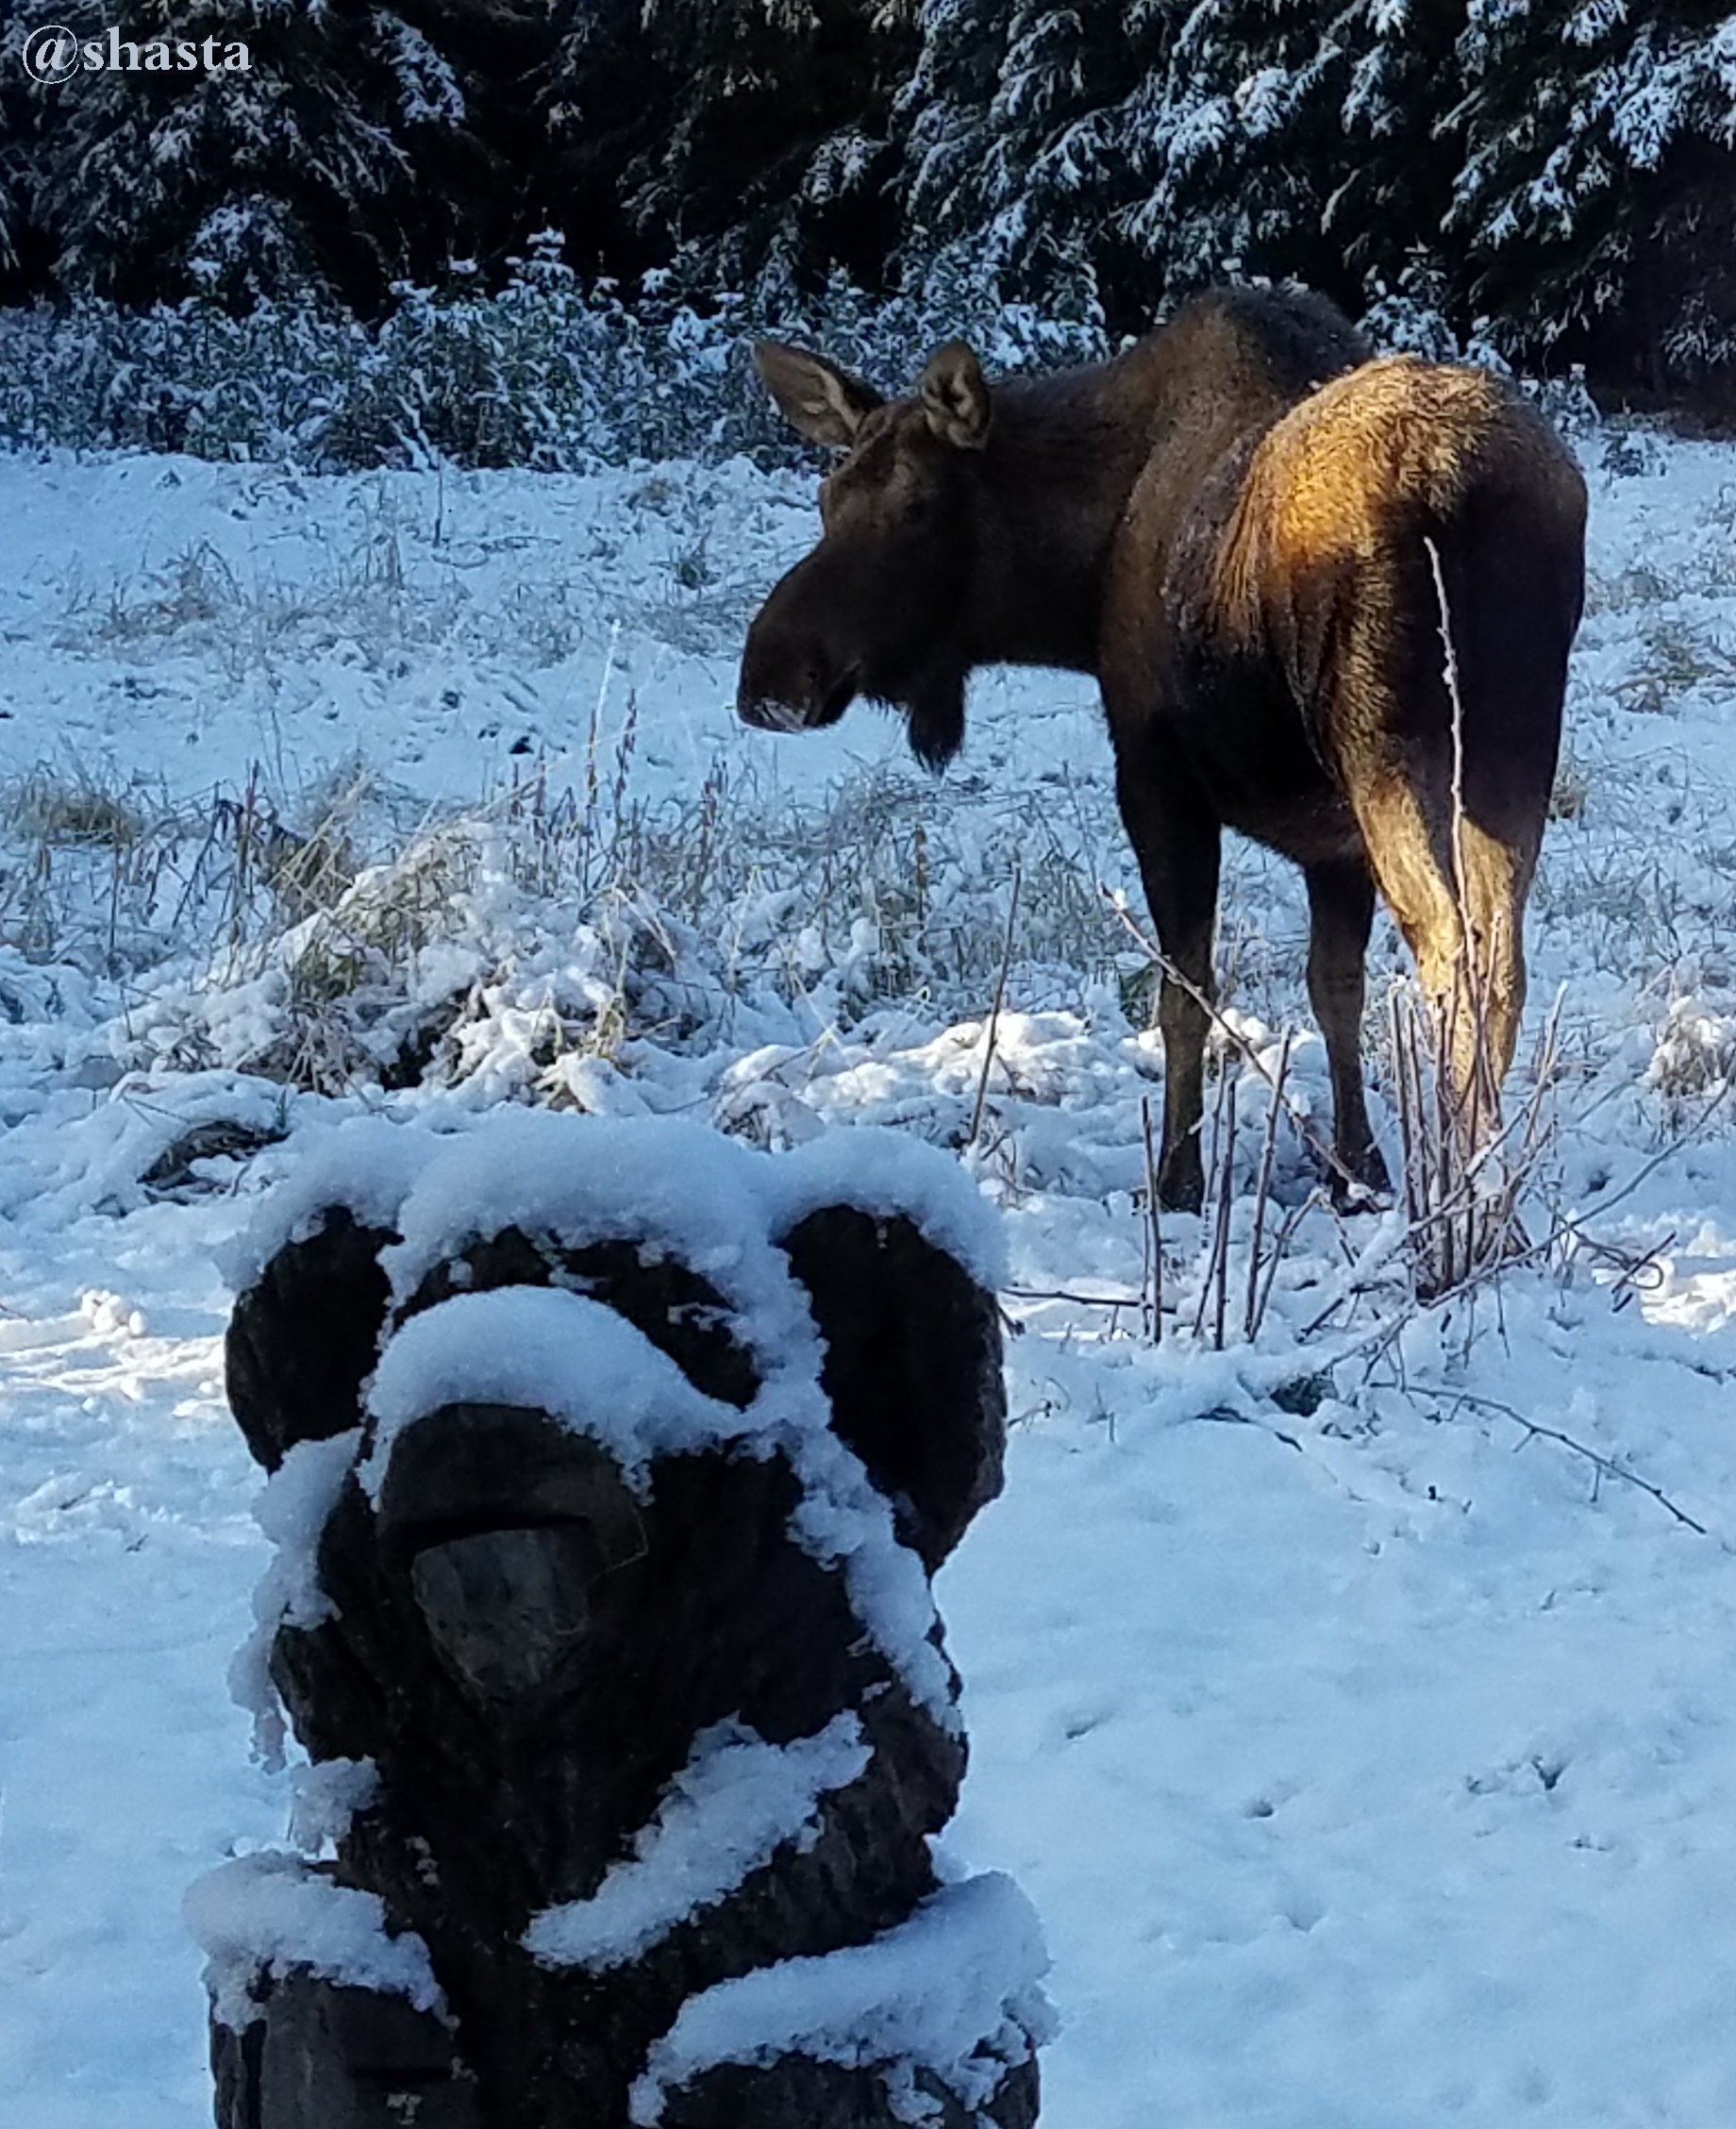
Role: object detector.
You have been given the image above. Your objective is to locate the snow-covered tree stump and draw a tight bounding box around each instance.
[192,1115,1048,2129]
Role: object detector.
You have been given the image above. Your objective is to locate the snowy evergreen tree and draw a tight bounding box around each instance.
[1131,0,1466,345]
[534,0,659,280]
[1321,1,1466,331]
[0,56,26,289]
[893,1,1459,338]
[0,0,1728,406]
[21,0,498,311]
[0,3,52,299]
[1450,0,1736,388]
[539,0,918,304]
[1108,0,1340,301]
[897,0,1160,316]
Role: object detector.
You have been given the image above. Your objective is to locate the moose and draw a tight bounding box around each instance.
[736,288,1587,1210]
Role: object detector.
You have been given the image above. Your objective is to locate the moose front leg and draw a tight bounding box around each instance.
[1303,858,1391,1206]
[1113,745,1221,1213]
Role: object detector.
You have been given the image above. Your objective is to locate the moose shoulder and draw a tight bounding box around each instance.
[738,287,1587,1212]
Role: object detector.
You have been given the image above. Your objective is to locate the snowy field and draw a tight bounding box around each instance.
[5,421,1736,2125]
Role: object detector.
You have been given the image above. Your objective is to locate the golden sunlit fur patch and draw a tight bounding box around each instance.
[1222,357,1583,633]
[1219,352,1586,1145]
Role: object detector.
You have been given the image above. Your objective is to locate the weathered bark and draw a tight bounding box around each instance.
[225,1208,396,1471]
[203,1154,1041,2129]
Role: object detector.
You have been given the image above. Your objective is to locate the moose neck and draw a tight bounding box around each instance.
[963,363,1159,676]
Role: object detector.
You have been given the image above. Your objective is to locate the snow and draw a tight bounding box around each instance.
[248,1433,358,1634]
[627,1870,1051,2126]
[376,1110,823,1342]
[221,1112,441,1295]
[226,1430,360,1770]
[287,1757,380,1857]
[182,1851,444,2033]
[760,1124,1008,1292]
[369,1110,1004,1343]
[525,1715,872,1972]
[361,1282,755,1498]
[8,426,1736,2124]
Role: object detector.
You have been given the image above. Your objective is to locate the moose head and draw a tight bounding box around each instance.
[737,339,994,772]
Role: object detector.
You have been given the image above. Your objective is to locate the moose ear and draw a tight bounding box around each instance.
[918,341,991,450]
[752,340,882,449]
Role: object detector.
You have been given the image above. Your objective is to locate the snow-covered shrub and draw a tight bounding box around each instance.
[24,747,1124,1115]
[0,240,1106,473]
[1649,996,1736,1132]
[0,295,371,461]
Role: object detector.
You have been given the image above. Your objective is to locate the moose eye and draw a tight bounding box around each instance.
[903,495,931,527]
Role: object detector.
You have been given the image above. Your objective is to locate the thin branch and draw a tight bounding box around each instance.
[1244,1030,1292,1342]
[1213,1075,1237,1349]
[966,859,1022,1149]
[1192,1404,1307,1457]
[1253,1186,1324,1341]
[1006,1284,1147,1309]
[1193,1066,1235,1344]
[1423,1387,1710,1537]
[1140,1092,1163,1346]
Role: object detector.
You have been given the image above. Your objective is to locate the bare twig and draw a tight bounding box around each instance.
[1388,975,1563,1301]
[1299,1214,1412,1339]
[1203,1029,1231,1205]
[1213,1078,1237,1349]
[1244,1030,1292,1342]
[1572,1075,1733,1228]
[1395,536,1543,1297]
[1423,1387,1710,1537]
[1193,1404,1307,1457]
[1189,1070,1240,1347]
[1430,533,1502,1137]
[967,860,1022,1149]
[1006,1284,1146,1309]
[1140,1093,1163,1346]
[1604,1232,1675,1311]
[1252,1186,1324,1340]
[1390,982,1425,1231]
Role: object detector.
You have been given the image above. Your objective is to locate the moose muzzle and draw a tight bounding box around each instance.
[737,555,860,734]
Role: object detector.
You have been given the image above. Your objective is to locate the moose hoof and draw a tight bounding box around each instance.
[1328,1143,1392,1215]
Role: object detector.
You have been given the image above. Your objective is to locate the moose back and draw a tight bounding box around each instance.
[736,287,1586,1210]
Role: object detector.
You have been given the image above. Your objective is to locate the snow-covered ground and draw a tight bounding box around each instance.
[5,421,1736,2125]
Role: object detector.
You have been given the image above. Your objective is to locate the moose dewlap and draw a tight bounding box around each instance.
[192,1113,1047,2129]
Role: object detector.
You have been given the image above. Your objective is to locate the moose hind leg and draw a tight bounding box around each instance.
[1114,747,1221,1212]
[1304,858,1390,1204]
[1354,778,1532,1144]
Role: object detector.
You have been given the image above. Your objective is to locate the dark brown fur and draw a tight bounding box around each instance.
[739,288,1587,1209]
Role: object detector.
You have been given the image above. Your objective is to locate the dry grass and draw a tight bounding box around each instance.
[1615,618,1736,713]
[0,719,1135,1112]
